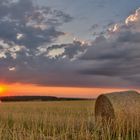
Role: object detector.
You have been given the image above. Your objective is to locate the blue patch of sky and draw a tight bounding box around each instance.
[36,0,140,42]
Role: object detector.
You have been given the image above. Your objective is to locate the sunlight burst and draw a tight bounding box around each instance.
[0,85,6,94]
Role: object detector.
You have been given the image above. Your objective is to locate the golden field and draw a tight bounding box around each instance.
[0,101,139,140]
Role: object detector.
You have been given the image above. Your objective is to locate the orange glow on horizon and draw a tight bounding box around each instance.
[4,83,133,98]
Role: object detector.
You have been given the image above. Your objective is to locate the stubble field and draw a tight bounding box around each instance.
[0,101,139,140]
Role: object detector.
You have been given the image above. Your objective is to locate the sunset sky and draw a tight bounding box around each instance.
[0,0,140,97]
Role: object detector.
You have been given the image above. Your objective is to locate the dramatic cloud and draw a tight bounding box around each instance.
[0,1,140,89]
[0,0,72,51]
[80,8,140,88]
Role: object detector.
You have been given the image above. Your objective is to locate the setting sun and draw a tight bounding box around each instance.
[0,85,6,94]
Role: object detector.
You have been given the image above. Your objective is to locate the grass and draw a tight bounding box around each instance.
[0,101,139,140]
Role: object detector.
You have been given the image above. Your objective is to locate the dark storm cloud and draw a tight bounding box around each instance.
[0,2,140,89]
[47,40,86,59]
[0,0,72,50]
[117,31,140,43]
[79,8,140,88]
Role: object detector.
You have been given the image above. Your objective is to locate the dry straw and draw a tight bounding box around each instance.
[95,90,140,123]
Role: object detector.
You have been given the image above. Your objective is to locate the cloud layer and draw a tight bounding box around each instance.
[80,8,140,88]
[0,0,140,89]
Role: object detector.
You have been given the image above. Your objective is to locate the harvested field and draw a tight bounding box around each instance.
[0,98,139,139]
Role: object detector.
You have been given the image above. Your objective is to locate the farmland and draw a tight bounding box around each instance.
[0,101,139,140]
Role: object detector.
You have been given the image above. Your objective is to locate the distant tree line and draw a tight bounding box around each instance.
[0,96,90,102]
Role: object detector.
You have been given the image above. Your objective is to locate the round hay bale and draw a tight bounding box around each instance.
[95,90,140,122]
